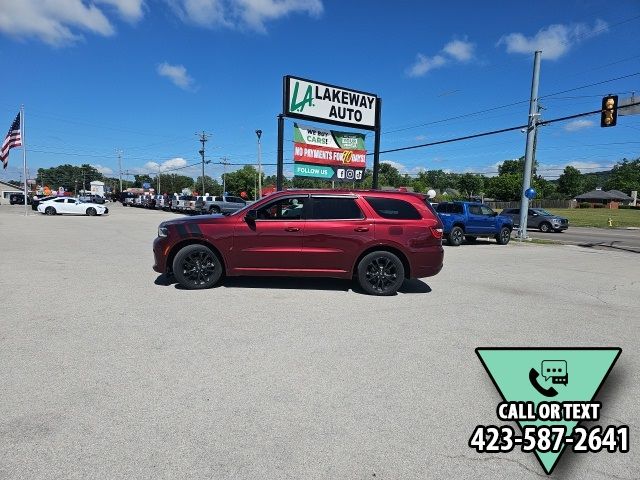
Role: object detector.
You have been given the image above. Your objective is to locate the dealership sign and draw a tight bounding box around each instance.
[285,76,378,130]
[293,124,366,168]
[293,123,366,182]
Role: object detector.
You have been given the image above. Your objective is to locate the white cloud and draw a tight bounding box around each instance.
[143,157,189,172]
[407,37,475,77]
[381,160,407,172]
[414,134,427,141]
[91,164,114,175]
[0,0,145,46]
[443,39,474,61]
[166,0,323,31]
[563,119,595,132]
[498,19,608,60]
[157,62,195,90]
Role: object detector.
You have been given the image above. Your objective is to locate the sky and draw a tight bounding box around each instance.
[1,0,639,186]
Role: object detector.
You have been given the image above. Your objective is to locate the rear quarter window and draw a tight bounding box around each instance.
[364,197,422,220]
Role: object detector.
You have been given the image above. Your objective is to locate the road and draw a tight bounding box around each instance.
[0,204,638,480]
[526,226,640,253]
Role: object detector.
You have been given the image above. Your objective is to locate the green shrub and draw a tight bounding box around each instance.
[593,204,605,208]
[619,205,630,209]
[579,202,592,208]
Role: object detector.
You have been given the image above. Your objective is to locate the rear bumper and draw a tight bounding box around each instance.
[410,245,444,278]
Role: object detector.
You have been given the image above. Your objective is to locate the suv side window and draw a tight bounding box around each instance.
[257,196,307,220]
[451,203,463,214]
[364,197,422,220]
[309,196,364,220]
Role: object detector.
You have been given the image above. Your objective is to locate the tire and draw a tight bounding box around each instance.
[496,226,511,245]
[357,251,405,296]
[209,205,221,214]
[539,222,551,233]
[45,206,56,215]
[465,235,477,243]
[172,244,223,290]
[447,226,464,246]
[86,207,97,216]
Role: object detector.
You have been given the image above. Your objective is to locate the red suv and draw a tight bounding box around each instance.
[153,190,444,295]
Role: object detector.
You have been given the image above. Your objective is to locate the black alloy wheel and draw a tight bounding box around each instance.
[496,227,511,245]
[172,244,223,289]
[210,205,221,214]
[447,226,464,246]
[357,251,405,296]
[86,207,97,216]
[45,206,56,215]
[539,222,551,233]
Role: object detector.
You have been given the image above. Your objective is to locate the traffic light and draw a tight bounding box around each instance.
[600,95,618,128]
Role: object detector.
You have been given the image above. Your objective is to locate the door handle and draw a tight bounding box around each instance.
[354,227,369,232]
[284,227,300,232]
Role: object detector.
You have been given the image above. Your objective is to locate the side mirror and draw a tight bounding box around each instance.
[245,209,257,222]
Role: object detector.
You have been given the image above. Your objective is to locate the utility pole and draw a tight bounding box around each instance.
[517,50,541,240]
[157,164,161,194]
[220,157,229,195]
[117,149,123,193]
[196,131,210,195]
[255,129,262,198]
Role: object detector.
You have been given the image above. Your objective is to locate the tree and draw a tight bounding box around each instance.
[158,174,197,194]
[457,173,484,198]
[605,159,640,193]
[485,174,522,201]
[498,157,538,176]
[557,166,584,198]
[38,164,103,191]
[133,174,154,188]
[195,175,222,195]
[223,165,263,198]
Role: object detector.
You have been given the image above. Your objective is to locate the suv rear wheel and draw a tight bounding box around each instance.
[357,251,405,296]
[173,244,223,289]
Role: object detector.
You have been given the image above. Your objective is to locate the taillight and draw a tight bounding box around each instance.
[430,226,443,239]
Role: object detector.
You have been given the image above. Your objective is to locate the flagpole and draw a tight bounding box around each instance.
[21,105,27,216]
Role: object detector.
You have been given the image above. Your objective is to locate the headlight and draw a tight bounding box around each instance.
[158,226,168,237]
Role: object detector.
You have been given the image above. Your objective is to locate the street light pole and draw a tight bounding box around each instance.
[255,129,262,199]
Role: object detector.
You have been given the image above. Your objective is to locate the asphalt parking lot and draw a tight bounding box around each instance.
[0,203,638,480]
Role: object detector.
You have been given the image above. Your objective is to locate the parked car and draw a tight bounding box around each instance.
[501,208,569,233]
[120,192,136,206]
[195,195,247,214]
[436,201,513,246]
[37,197,109,216]
[153,190,444,295]
[78,194,106,204]
[174,195,195,212]
[9,193,32,205]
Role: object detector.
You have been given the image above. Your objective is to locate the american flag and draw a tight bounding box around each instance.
[1,112,22,169]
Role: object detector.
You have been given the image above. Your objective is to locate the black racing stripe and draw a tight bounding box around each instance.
[187,223,202,236]
[176,224,188,238]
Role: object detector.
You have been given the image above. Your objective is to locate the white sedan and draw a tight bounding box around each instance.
[37,197,109,216]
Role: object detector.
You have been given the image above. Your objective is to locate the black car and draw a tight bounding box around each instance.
[9,193,32,205]
[31,195,58,210]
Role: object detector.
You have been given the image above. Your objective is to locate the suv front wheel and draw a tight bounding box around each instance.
[357,251,405,296]
[173,244,223,289]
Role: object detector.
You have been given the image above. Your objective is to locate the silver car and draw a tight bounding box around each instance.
[501,208,569,232]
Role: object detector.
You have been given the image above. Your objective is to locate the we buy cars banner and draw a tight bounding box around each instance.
[293,124,366,168]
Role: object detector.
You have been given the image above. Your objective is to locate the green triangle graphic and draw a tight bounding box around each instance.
[476,348,621,475]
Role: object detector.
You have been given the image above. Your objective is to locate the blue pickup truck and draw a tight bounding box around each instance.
[435,201,514,246]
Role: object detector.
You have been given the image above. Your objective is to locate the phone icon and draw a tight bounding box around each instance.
[529,368,558,397]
